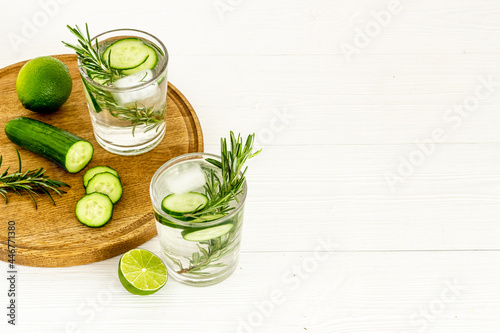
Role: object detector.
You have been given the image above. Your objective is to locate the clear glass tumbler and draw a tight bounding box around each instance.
[150,153,246,287]
[79,29,169,156]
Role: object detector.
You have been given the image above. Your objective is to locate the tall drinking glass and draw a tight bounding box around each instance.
[79,29,169,156]
[150,153,246,286]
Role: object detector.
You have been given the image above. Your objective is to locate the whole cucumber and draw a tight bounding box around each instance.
[4,117,94,173]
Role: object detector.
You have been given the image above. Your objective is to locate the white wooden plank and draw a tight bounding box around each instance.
[2,250,500,332]
[168,54,500,146]
[3,0,500,62]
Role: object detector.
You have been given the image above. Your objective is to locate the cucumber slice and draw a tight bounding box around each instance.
[155,212,185,229]
[4,117,93,173]
[86,172,123,204]
[121,43,158,75]
[182,224,234,242]
[75,193,113,227]
[65,141,95,173]
[83,166,119,188]
[161,192,208,217]
[155,212,225,228]
[103,38,151,70]
[189,214,226,223]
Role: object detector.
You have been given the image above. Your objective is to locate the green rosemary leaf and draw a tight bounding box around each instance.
[205,158,222,169]
[16,148,21,173]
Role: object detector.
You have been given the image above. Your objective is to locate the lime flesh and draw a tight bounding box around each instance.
[118,249,168,295]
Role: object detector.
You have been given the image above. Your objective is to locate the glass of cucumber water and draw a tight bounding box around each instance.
[150,153,247,286]
[78,29,168,156]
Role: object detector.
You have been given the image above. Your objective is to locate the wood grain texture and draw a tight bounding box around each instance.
[0,54,203,267]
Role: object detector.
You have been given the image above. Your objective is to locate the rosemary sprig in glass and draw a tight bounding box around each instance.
[170,233,236,275]
[63,23,165,135]
[173,132,260,275]
[62,23,118,84]
[0,150,70,209]
[108,102,165,136]
[184,132,261,220]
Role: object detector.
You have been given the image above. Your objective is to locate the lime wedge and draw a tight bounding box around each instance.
[118,249,168,295]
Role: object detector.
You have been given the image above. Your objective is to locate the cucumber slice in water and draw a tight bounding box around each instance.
[86,172,123,204]
[103,38,151,70]
[83,166,119,188]
[121,44,158,75]
[189,214,226,223]
[155,212,185,229]
[75,193,113,227]
[155,212,226,229]
[182,224,234,242]
[161,192,208,217]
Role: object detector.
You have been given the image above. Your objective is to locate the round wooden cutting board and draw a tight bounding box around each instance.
[0,54,203,267]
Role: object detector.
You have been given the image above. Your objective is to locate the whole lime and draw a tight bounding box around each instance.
[16,56,73,113]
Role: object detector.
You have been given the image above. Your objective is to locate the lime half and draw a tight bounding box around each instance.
[118,249,168,295]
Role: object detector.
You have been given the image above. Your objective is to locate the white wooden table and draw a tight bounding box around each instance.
[2,0,500,332]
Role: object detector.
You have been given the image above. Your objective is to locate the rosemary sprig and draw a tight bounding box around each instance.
[0,150,70,209]
[63,23,165,135]
[62,23,118,84]
[109,102,165,136]
[185,132,261,220]
[169,234,235,275]
[173,133,260,276]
